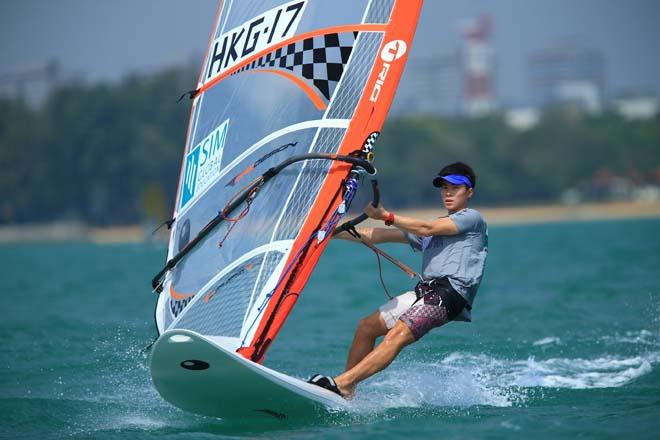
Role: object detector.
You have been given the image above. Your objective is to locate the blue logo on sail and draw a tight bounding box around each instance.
[180,119,230,210]
[181,148,200,208]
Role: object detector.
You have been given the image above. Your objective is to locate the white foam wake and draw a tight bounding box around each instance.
[348,357,521,412]
[600,329,659,347]
[446,351,658,390]
[532,336,561,346]
[347,345,658,411]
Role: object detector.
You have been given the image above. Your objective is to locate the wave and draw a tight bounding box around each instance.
[532,336,561,346]
[599,329,660,347]
[442,351,657,390]
[348,360,519,411]
[346,331,659,412]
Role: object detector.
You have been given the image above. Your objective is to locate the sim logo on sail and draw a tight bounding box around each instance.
[180,119,230,210]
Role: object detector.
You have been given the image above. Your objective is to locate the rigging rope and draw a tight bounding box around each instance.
[346,225,420,300]
[218,183,260,248]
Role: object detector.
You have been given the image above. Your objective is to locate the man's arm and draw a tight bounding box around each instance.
[365,204,459,236]
[334,227,407,244]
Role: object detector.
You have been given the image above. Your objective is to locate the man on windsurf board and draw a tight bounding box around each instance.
[308,162,488,397]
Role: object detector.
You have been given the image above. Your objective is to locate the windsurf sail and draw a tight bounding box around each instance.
[153,0,423,364]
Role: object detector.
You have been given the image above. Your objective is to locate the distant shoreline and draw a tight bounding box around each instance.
[1,200,659,244]
[390,200,660,227]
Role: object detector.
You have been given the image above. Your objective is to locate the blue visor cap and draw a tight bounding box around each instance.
[433,174,473,188]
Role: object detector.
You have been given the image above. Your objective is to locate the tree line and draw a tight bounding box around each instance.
[1,65,658,225]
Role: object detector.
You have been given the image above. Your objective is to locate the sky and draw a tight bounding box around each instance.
[1,0,659,106]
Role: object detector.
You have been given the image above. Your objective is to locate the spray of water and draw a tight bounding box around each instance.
[342,328,659,414]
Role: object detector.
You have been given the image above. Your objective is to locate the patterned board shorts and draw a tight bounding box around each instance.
[379,291,450,340]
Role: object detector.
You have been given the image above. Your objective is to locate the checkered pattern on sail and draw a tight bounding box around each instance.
[327,32,384,119]
[169,296,193,319]
[233,32,357,100]
[271,33,385,241]
[362,131,379,153]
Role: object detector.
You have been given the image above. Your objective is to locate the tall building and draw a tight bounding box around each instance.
[528,43,606,113]
[460,14,496,116]
[391,13,497,117]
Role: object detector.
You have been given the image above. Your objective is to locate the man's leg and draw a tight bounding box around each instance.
[345,310,389,371]
[335,320,416,397]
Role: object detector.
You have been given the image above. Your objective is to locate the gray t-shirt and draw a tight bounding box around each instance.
[405,208,488,319]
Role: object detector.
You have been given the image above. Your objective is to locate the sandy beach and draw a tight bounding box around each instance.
[1,200,659,244]
[367,200,660,228]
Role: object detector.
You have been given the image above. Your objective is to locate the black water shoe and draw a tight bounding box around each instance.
[307,374,343,397]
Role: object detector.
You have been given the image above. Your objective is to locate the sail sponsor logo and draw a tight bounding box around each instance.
[369,40,408,103]
[380,40,407,62]
[180,119,230,209]
[205,0,307,83]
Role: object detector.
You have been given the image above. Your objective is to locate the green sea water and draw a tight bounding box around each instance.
[1,218,659,439]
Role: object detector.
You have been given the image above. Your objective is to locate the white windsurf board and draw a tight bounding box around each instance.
[150,329,347,420]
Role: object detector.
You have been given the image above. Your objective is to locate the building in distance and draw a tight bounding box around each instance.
[528,42,606,114]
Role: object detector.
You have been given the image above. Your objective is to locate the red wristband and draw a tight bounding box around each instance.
[384,212,395,226]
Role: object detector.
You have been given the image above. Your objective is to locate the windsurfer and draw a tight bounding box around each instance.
[308,162,488,397]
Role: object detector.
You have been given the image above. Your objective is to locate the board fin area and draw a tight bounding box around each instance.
[150,330,347,420]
